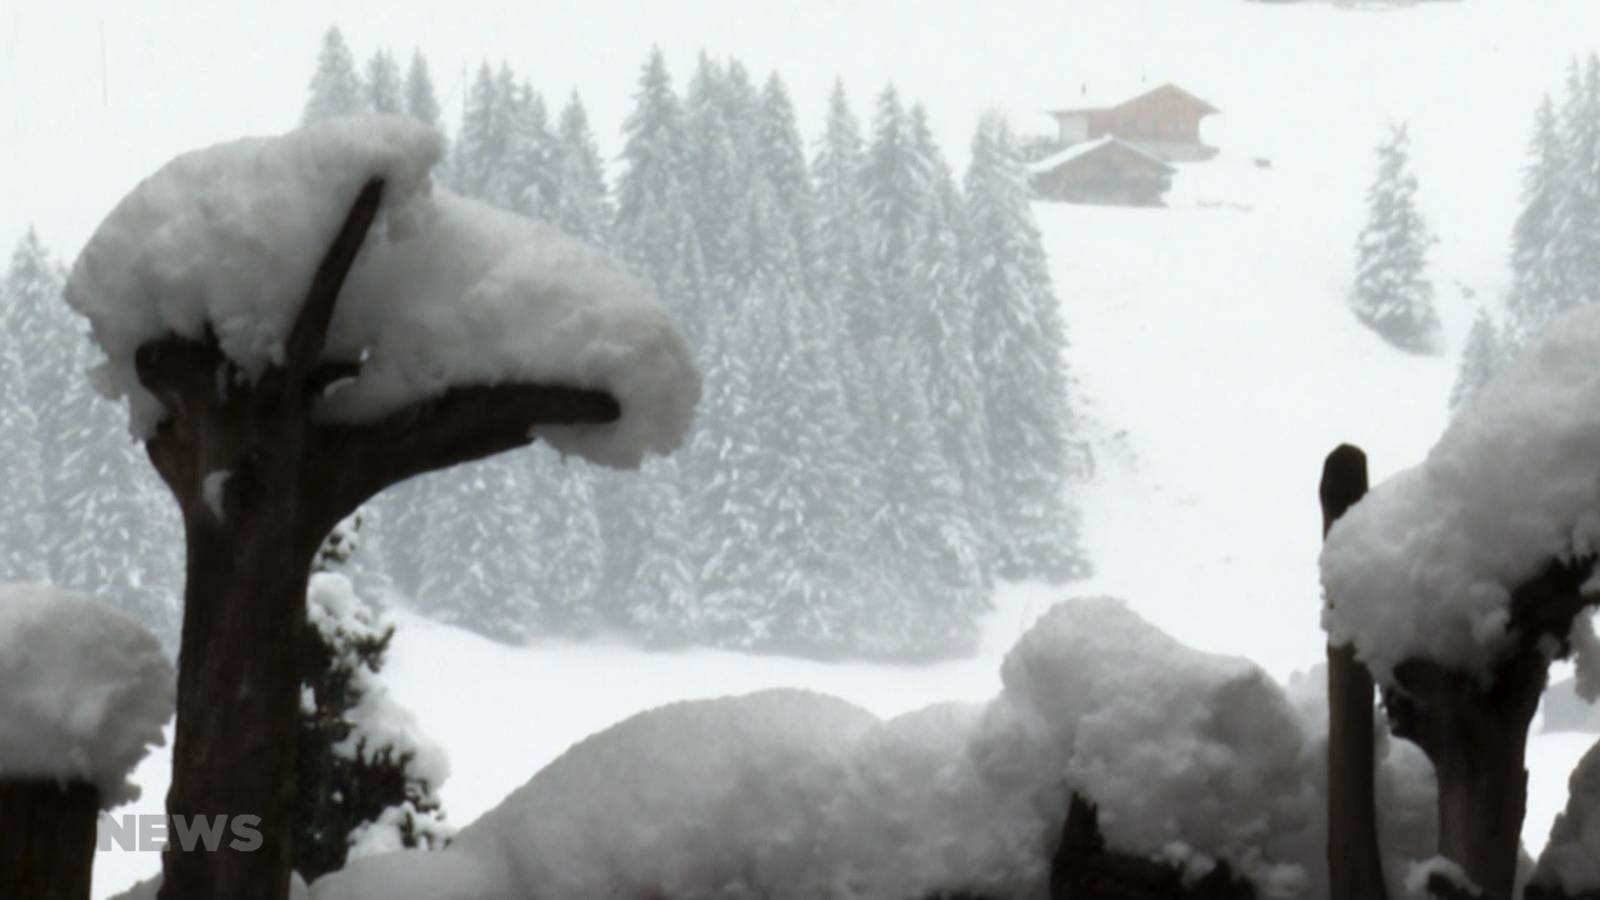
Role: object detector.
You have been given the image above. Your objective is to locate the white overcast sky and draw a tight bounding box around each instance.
[1,0,1374,254]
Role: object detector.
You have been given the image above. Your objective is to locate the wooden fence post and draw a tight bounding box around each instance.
[1321,443,1389,900]
[0,778,101,900]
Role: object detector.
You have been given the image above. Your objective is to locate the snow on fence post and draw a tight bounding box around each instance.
[1319,444,1388,900]
[0,780,99,900]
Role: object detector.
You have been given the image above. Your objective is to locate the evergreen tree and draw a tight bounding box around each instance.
[812,79,876,320]
[404,50,443,130]
[415,456,543,640]
[1547,56,1600,318]
[2,232,183,638]
[295,529,449,881]
[1507,94,1565,344]
[910,120,996,570]
[364,49,404,115]
[614,48,702,339]
[505,82,560,219]
[965,113,1089,582]
[1349,123,1442,354]
[551,92,613,247]
[0,233,53,583]
[453,63,514,202]
[860,84,929,342]
[1449,309,1504,415]
[754,73,820,294]
[682,53,741,286]
[596,460,700,643]
[303,27,366,124]
[519,447,605,636]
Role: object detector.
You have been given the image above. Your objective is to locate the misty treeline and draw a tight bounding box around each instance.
[0,26,1090,660]
[1450,53,1600,412]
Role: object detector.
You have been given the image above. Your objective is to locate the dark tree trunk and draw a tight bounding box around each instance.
[1382,558,1594,900]
[1050,793,1255,900]
[1319,444,1388,900]
[139,181,622,899]
[0,779,99,900]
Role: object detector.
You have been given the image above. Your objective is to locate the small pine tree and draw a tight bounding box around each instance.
[453,63,513,202]
[1350,123,1442,354]
[505,82,560,219]
[294,518,450,881]
[302,27,366,124]
[1448,309,1505,415]
[364,49,403,115]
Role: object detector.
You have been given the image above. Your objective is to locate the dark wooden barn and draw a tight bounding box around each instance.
[1028,137,1176,206]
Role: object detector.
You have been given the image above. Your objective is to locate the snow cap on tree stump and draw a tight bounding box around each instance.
[64,114,700,470]
[0,582,174,807]
[1321,303,1600,685]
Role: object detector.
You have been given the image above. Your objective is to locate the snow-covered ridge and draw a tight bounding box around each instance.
[1322,304,1600,684]
[64,115,700,470]
[0,582,174,807]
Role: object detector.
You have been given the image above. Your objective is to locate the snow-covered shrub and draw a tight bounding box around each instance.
[312,597,1437,900]
[0,582,172,806]
[295,569,452,880]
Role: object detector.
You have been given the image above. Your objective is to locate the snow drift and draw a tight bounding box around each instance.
[311,597,1436,900]
[64,114,700,470]
[0,582,173,806]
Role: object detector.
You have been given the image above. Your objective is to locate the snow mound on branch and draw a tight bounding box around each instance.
[1531,738,1600,894]
[1322,304,1600,684]
[315,600,1436,900]
[65,114,699,469]
[0,583,173,807]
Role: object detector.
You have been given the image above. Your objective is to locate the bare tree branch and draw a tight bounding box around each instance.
[306,381,621,527]
[282,178,384,401]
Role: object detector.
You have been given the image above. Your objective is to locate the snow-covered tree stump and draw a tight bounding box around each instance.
[133,183,618,900]
[0,779,99,900]
[1381,558,1592,900]
[1319,444,1388,900]
[0,584,174,900]
[64,118,698,900]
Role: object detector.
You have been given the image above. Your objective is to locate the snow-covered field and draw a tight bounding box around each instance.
[31,0,1600,896]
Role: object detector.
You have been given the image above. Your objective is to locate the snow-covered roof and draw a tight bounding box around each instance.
[65,115,700,471]
[1048,81,1220,117]
[1322,304,1600,685]
[0,583,174,807]
[1027,137,1175,175]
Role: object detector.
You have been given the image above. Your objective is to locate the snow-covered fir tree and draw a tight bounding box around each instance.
[597,460,700,644]
[295,525,450,881]
[0,232,183,639]
[614,48,700,337]
[452,63,515,202]
[504,82,560,219]
[415,457,544,641]
[1448,309,1505,415]
[404,50,443,130]
[1350,123,1442,354]
[1507,94,1566,344]
[964,113,1090,582]
[517,447,605,636]
[302,27,366,124]
[364,49,403,115]
[551,92,613,247]
[0,232,54,583]
[1547,56,1600,319]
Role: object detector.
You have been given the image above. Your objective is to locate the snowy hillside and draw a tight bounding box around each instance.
[14,0,1600,895]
